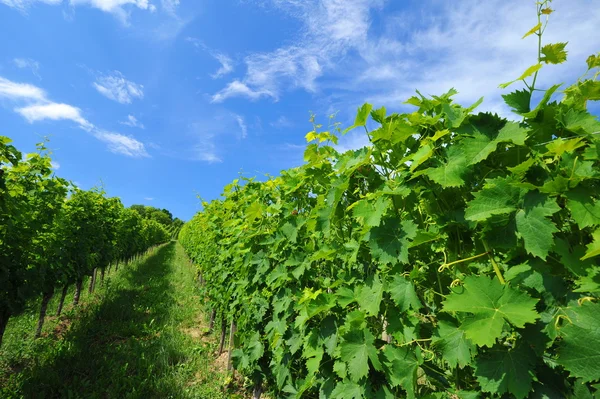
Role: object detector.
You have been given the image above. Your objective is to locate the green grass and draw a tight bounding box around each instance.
[0,242,240,399]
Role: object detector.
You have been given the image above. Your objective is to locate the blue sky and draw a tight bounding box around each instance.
[1,0,599,220]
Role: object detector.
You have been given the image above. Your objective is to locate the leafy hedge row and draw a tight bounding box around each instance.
[180,5,600,398]
[0,138,170,346]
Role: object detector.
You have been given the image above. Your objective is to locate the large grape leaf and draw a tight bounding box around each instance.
[423,147,468,188]
[458,121,528,166]
[515,192,560,259]
[502,89,531,114]
[567,190,600,229]
[368,218,417,265]
[387,275,422,312]
[474,344,536,399]
[465,177,524,221]
[540,42,568,64]
[382,345,421,399]
[331,381,364,399]
[556,302,600,382]
[356,274,385,316]
[432,319,475,368]
[443,276,539,347]
[352,196,391,228]
[339,329,381,382]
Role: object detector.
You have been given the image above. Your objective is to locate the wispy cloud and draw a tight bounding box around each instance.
[160,0,178,15]
[271,115,292,129]
[93,130,149,157]
[0,75,148,157]
[234,114,247,139]
[93,71,144,104]
[186,37,235,79]
[0,0,60,12]
[13,58,41,79]
[211,80,273,103]
[2,0,155,24]
[120,114,145,129]
[211,53,234,79]
[216,0,599,120]
[50,161,60,169]
[191,129,221,163]
[213,0,379,102]
[144,197,154,201]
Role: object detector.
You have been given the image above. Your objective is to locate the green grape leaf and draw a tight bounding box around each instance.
[540,42,568,64]
[356,274,385,316]
[588,53,600,69]
[465,177,524,222]
[562,108,600,135]
[339,329,381,382]
[459,121,528,165]
[522,22,542,39]
[474,344,536,399]
[368,218,417,265]
[281,222,298,243]
[515,192,560,259]
[423,147,468,187]
[499,64,542,88]
[352,196,391,228]
[331,381,364,399]
[443,276,539,347]
[432,319,475,368]
[502,89,531,114]
[522,83,561,118]
[354,103,373,127]
[382,345,421,399]
[556,302,600,382]
[387,275,422,312]
[246,201,264,222]
[344,103,373,134]
[567,189,600,229]
[442,103,467,128]
[409,144,434,172]
[581,229,600,260]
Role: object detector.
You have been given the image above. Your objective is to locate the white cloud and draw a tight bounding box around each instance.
[120,114,145,128]
[234,114,247,139]
[211,53,234,79]
[0,77,46,101]
[15,102,94,129]
[50,161,60,169]
[214,0,379,102]
[13,58,41,79]
[93,130,149,157]
[217,0,599,120]
[211,80,274,103]
[69,0,153,24]
[93,71,144,104]
[160,0,178,15]
[2,0,157,23]
[356,0,600,114]
[144,197,154,201]
[0,0,60,11]
[186,38,235,79]
[0,75,148,157]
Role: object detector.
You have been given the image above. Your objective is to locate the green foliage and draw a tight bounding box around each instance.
[179,3,600,398]
[0,137,170,345]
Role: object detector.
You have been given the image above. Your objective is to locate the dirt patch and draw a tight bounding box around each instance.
[181,313,213,343]
[52,317,73,339]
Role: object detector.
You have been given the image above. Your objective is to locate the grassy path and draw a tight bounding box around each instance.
[0,242,237,399]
